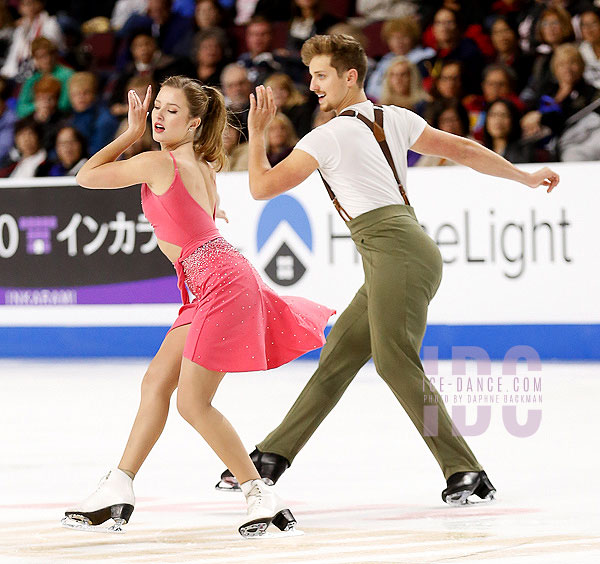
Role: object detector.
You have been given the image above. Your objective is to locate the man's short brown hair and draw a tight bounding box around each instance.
[301,34,368,88]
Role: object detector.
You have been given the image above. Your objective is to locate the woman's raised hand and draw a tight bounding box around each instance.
[126,85,152,139]
[248,85,277,137]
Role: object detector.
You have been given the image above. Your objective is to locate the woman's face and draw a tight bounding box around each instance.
[222,124,240,153]
[195,1,220,29]
[19,0,43,19]
[33,48,54,73]
[197,37,223,66]
[437,63,462,98]
[486,102,512,140]
[554,54,583,84]
[581,11,600,44]
[540,14,565,46]
[69,84,96,113]
[151,86,197,144]
[268,121,288,149]
[34,92,58,120]
[56,128,83,167]
[491,19,516,54]
[295,0,318,10]
[433,8,459,47]
[438,108,464,135]
[387,31,413,56]
[15,127,40,157]
[387,62,411,95]
[482,69,510,102]
[269,83,289,108]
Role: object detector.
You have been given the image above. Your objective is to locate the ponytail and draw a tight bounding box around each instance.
[160,76,228,171]
[193,85,227,171]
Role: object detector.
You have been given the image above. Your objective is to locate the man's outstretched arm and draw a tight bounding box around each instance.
[410,125,560,192]
[247,85,318,200]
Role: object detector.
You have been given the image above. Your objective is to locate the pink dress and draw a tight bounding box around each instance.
[141,152,335,372]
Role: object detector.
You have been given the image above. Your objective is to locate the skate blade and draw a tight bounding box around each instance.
[61,517,126,534]
[215,479,241,492]
[241,528,304,540]
[446,492,497,506]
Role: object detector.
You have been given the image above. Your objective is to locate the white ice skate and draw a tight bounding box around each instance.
[61,469,135,533]
[238,479,302,538]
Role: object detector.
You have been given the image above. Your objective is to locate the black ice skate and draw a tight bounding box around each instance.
[61,469,135,533]
[215,449,289,492]
[442,470,496,505]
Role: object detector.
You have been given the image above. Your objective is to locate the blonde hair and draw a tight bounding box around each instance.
[264,73,306,108]
[69,72,98,93]
[301,34,368,88]
[266,113,298,153]
[381,17,421,45]
[161,75,227,171]
[551,43,584,75]
[380,56,429,109]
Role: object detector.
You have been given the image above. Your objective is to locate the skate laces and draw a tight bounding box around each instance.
[245,483,264,512]
[92,471,111,492]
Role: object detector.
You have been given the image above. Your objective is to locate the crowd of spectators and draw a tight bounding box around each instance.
[1,0,600,178]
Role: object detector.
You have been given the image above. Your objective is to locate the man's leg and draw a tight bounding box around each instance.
[257,284,372,464]
[360,219,482,479]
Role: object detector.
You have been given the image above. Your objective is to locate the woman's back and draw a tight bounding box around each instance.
[141,151,220,262]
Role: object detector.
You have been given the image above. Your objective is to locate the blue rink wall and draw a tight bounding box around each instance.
[1,164,599,362]
[1,324,599,361]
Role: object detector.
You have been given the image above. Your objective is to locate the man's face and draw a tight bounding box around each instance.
[222,67,252,107]
[148,0,170,25]
[197,37,222,65]
[246,22,272,56]
[309,55,350,113]
[131,35,156,65]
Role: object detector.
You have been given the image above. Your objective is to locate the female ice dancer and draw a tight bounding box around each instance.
[62,76,334,537]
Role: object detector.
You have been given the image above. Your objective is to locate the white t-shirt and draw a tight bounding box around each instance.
[580,42,600,89]
[295,100,427,218]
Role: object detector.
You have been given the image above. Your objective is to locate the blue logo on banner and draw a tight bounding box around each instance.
[256,195,312,286]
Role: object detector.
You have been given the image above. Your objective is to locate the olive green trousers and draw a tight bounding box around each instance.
[257,205,482,479]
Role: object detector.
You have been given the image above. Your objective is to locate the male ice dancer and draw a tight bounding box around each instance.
[217,34,559,504]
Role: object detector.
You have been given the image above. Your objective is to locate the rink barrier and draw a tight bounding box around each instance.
[1,324,598,361]
[1,164,598,360]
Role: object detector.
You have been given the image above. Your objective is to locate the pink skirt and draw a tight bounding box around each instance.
[170,237,335,372]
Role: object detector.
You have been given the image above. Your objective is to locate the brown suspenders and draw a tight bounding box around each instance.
[318,105,410,222]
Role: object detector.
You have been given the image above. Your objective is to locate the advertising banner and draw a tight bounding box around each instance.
[0,181,178,305]
[1,161,598,359]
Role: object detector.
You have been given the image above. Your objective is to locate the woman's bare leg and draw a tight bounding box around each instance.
[176,358,260,484]
[118,324,190,475]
